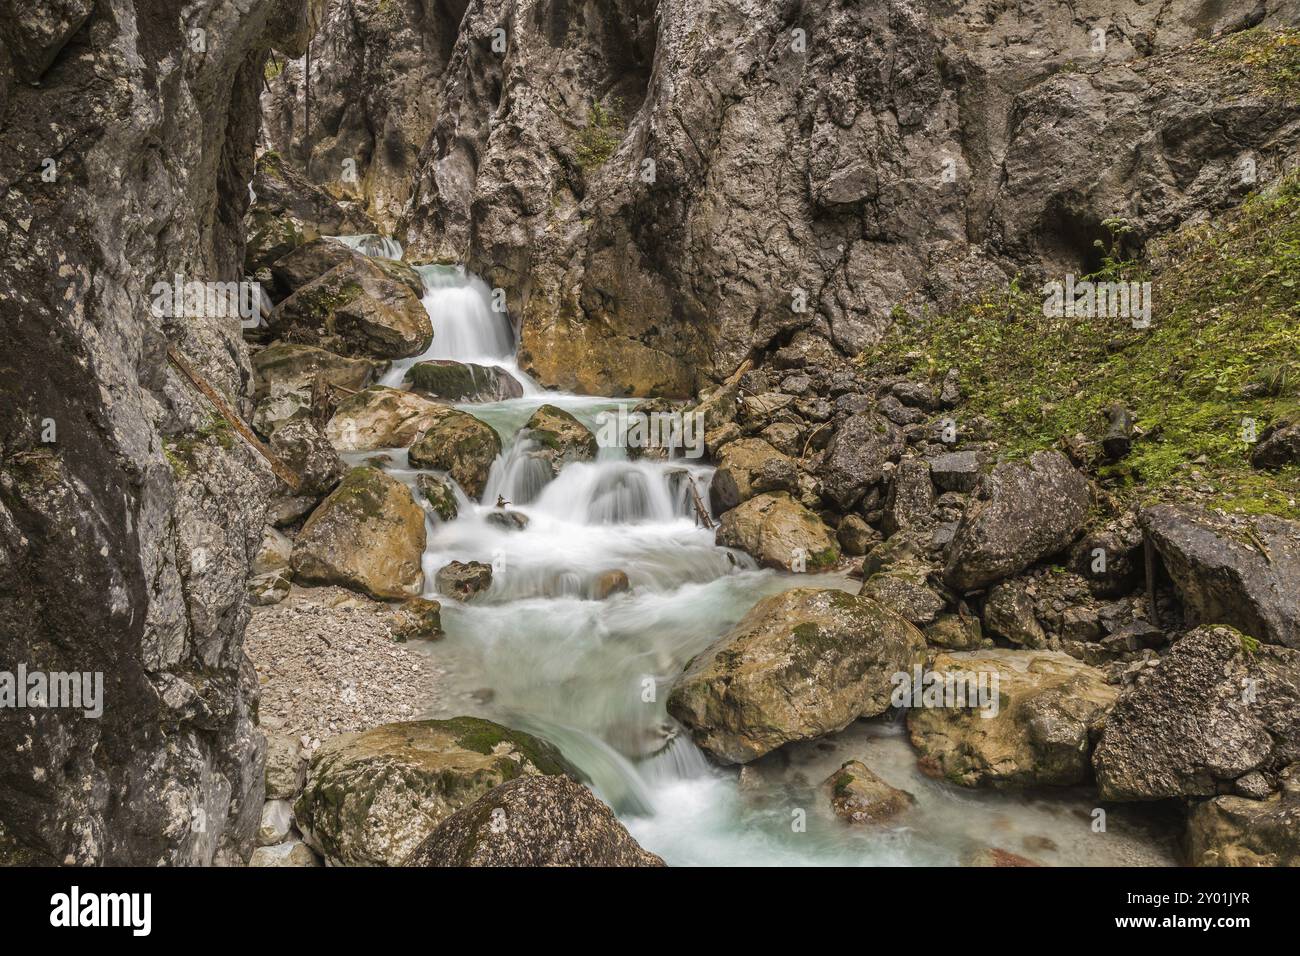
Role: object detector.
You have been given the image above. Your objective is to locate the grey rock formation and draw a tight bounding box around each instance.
[0,0,323,866]
[1093,625,1300,800]
[1142,504,1300,649]
[382,0,1299,396]
[404,774,665,867]
[945,451,1091,592]
[262,0,464,232]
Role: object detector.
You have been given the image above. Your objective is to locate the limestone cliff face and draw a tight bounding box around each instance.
[262,0,469,232]
[0,0,322,865]
[386,0,1297,396]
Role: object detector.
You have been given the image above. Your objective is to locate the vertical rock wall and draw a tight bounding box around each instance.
[0,0,321,865]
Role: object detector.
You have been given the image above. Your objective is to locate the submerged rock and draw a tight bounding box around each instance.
[907,649,1117,788]
[406,359,523,402]
[592,569,631,600]
[1093,625,1300,801]
[435,560,493,601]
[295,717,577,866]
[416,473,459,522]
[404,774,664,867]
[390,598,444,642]
[485,509,530,531]
[825,760,915,825]
[291,467,425,600]
[1141,504,1300,649]
[945,451,1090,592]
[408,409,502,499]
[325,385,448,451]
[714,492,840,572]
[667,589,925,763]
[520,404,598,477]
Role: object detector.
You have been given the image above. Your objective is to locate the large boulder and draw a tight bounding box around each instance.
[290,467,425,600]
[818,412,904,510]
[406,360,523,402]
[907,649,1117,788]
[252,342,381,403]
[520,404,598,478]
[294,717,578,866]
[1093,626,1300,801]
[1141,504,1300,649]
[268,237,423,301]
[408,409,503,499]
[708,438,798,513]
[944,451,1090,592]
[714,492,840,572]
[1186,765,1300,867]
[667,589,925,763]
[325,386,447,451]
[403,775,664,867]
[268,255,432,359]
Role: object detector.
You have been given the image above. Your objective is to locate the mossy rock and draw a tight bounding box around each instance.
[294,717,578,866]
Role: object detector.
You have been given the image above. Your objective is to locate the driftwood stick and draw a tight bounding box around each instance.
[687,475,715,530]
[167,346,302,493]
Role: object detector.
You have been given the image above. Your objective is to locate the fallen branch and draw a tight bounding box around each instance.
[167,346,302,493]
[686,475,715,530]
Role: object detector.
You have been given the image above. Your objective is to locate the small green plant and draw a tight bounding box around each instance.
[574,99,625,170]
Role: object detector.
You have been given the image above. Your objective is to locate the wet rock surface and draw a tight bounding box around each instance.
[668,589,925,764]
[404,774,665,867]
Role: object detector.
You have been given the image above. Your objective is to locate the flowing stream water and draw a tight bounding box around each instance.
[348,244,1177,866]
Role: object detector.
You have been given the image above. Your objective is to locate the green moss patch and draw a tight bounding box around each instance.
[868,167,1300,518]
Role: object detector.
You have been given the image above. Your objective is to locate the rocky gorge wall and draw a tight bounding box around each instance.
[266,0,1300,397]
[0,0,324,865]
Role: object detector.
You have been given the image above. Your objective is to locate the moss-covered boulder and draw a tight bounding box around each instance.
[406,360,523,402]
[714,492,839,572]
[294,717,578,866]
[325,385,447,451]
[268,255,432,359]
[404,774,664,867]
[907,649,1117,788]
[825,760,914,825]
[408,409,502,499]
[521,403,598,478]
[290,467,425,600]
[416,473,459,522]
[667,589,925,763]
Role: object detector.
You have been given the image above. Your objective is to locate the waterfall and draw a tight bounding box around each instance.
[328,233,404,260]
[349,253,1129,866]
[377,264,537,395]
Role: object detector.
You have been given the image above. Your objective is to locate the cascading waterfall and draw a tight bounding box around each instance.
[348,246,1173,867]
[328,233,405,260]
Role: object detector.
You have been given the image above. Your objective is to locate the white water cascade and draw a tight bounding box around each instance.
[353,249,1175,867]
